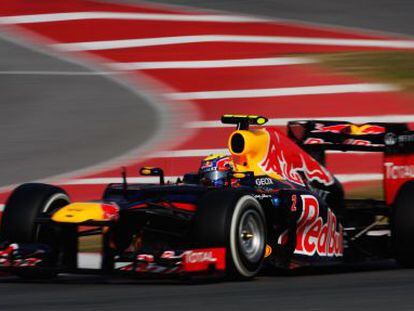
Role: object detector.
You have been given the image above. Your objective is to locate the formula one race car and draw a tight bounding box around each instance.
[1,114,414,280]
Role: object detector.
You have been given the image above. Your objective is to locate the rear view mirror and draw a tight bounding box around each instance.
[140,167,165,185]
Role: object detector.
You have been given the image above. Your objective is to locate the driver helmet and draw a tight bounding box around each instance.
[199,154,233,187]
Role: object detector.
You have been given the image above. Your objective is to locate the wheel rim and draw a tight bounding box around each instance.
[238,209,264,263]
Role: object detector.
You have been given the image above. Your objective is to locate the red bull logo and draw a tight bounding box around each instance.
[277,195,343,257]
[260,129,334,186]
[102,203,120,221]
[355,124,385,135]
[313,123,349,134]
[313,122,384,135]
[295,195,343,257]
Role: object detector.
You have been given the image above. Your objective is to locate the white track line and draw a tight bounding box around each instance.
[0,12,264,24]
[109,57,316,70]
[187,114,414,128]
[0,71,117,76]
[168,83,399,100]
[335,173,382,183]
[53,35,414,51]
[153,148,228,157]
[59,173,381,186]
[152,148,372,158]
[154,149,374,157]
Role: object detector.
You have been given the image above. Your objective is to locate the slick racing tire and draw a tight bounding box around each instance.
[0,183,72,278]
[1,183,70,243]
[392,181,414,268]
[193,190,266,279]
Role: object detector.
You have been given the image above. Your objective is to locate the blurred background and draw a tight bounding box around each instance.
[0,0,413,310]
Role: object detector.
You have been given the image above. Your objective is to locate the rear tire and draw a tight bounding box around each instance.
[392,181,414,267]
[192,190,266,279]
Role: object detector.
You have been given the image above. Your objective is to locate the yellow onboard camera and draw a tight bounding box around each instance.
[221,115,268,130]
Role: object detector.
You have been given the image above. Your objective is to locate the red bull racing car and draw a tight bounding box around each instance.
[1,114,414,280]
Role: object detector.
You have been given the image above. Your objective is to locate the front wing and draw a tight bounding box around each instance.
[0,243,226,277]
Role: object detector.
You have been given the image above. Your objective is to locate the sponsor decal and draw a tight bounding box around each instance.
[384,132,398,146]
[304,138,327,145]
[385,162,414,180]
[278,195,343,257]
[344,139,370,146]
[312,123,384,135]
[183,248,226,272]
[116,249,226,274]
[185,250,216,264]
[350,124,384,135]
[255,177,274,186]
[295,195,343,257]
[385,133,414,148]
[343,139,382,146]
[254,193,272,199]
[384,154,414,204]
[398,134,414,143]
[312,123,349,134]
[102,203,119,221]
[260,129,334,186]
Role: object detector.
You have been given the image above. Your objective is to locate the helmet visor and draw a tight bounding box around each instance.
[203,170,228,182]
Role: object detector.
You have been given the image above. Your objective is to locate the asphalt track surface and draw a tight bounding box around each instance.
[1,1,414,311]
[144,0,414,36]
[0,34,158,186]
[0,262,413,310]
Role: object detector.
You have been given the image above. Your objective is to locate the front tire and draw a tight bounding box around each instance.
[0,183,72,278]
[193,190,266,279]
[1,183,70,243]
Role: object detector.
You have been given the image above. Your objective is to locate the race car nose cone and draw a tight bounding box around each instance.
[52,202,119,223]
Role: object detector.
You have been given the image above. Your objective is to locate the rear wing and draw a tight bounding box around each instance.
[287,120,414,205]
[287,120,409,152]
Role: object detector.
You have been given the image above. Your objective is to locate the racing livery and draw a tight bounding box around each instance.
[1,114,414,280]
